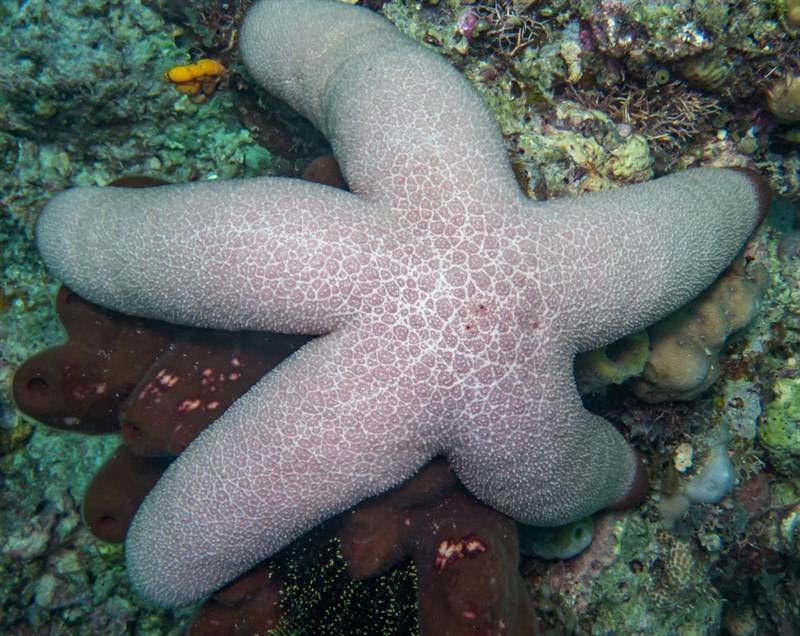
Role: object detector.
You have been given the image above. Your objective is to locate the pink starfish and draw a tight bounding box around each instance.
[36,0,768,606]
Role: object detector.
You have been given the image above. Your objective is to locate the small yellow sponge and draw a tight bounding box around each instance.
[164,60,226,104]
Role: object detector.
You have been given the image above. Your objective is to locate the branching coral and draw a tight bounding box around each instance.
[192,0,251,51]
[141,0,252,52]
[475,0,547,56]
[457,0,548,57]
[568,80,724,163]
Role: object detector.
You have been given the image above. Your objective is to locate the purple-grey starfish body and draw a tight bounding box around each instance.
[36,0,766,606]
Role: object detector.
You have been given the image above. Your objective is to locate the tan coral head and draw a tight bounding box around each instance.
[767,72,800,122]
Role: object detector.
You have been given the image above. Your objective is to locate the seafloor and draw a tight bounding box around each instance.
[0,0,799,634]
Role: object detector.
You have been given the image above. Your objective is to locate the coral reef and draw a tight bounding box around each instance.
[767,72,800,122]
[575,330,649,394]
[759,375,800,476]
[530,513,724,634]
[44,0,772,611]
[452,0,799,196]
[518,516,595,560]
[658,443,736,525]
[141,0,253,53]
[2,0,799,634]
[630,258,768,403]
[0,2,284,629]
[567,80,725,166]
[575,255,767,404]
[0,0,274,236]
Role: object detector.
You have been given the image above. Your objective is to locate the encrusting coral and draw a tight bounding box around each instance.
[759,375,800,476]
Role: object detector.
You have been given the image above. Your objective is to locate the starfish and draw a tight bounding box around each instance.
[35,0,767,607]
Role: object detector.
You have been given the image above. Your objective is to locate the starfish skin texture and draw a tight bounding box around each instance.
[36,0,766,607]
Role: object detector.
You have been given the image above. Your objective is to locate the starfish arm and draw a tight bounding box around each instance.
[124,329,438,607]
[240,0,522,212]
[538,168,768,350]
[36,178,389,333]
[447,363,643,526]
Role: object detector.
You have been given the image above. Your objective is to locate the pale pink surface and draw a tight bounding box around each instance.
[36,0,763,606]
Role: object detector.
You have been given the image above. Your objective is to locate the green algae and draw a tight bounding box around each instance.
[759,377,800,476]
